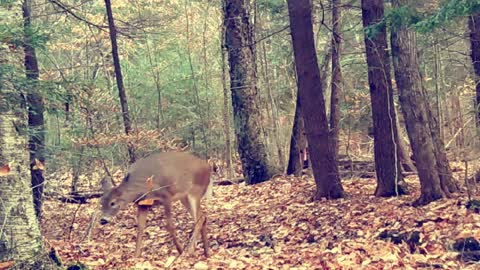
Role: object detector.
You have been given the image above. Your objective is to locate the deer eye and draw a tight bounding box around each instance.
[110,202,116,207]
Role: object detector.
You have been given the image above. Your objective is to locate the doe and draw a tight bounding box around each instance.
[99,151,212,257]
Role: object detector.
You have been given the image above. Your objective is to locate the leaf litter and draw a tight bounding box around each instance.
[42,171,480,269]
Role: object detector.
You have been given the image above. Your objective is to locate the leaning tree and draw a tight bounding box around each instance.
[287,0,344,199]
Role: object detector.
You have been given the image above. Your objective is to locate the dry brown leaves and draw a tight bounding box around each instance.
[72,128,186,152]
[42,173,480,269]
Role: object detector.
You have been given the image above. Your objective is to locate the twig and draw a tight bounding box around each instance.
[82,209,99,242]
[48,0,133,38]
[445,117,473,149]
[133,184,173,204]
[68,202,83,240]
[166,215,206,269]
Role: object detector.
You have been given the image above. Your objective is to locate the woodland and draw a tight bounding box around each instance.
[0,0,480,269]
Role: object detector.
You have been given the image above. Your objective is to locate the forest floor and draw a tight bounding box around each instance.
[42,164,480,270]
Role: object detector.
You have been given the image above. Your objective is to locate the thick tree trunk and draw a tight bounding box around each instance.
[390,0,457,206]
[287,42,331,175]
[104,0,135,163]
[425,91,458,194]
[22,0,45,219]
[330,0,342,157]
[287,0,344,199]
[468,14,480,136]
[286,94,306,176]
[223,0,274,184]
[0,58,44,265]
[361,0,406,197]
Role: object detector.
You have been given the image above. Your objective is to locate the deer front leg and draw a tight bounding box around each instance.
[164,202,183,254]
[135,205,149,257]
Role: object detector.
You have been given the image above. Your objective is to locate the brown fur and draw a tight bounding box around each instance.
[100,151,212,257]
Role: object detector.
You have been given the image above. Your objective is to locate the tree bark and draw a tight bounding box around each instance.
[0,55,44,265]
[221,20,235,180]
[104,0,135,163]
[286,94,306,176]
[22,0,45,220]
[287,41,331,175]
[223,0,274,184]
[468,14,480,137]
[361,0,407,197]
[395,117,417,172]
[390,0,457,205]
[287,0,344,199]
[425,89,458,194]
[330,0,342,157]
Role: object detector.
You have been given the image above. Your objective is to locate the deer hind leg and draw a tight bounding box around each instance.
[181,196,197,254]
[182,194,208,256]
[200,212,209,257]
[163,200,183,254]
[135,205,149,257]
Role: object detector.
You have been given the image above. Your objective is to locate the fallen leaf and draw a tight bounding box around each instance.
[193,261,209,270]
[0,261,14,270]
[0,163,11,176]
[164,256,176,268]
[32,159,45,171]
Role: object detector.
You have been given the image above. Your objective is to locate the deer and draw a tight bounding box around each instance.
[99,151,212,257]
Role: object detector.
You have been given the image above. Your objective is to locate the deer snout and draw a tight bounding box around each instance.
[100,218,109,225]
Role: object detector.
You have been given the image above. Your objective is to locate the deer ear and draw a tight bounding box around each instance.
[101,176,113,192]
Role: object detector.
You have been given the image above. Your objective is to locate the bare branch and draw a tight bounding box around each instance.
[47,0,134,38]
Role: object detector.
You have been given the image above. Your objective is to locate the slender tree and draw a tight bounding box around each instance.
[221,20,234,180]
[390,0,458,205]
[104,0,135,163]
[469,13,480,133]
[469,11,480,182]
[287,0,344,199]
[286,93,306,176]
[223,0,274,184]
[330,0,342,157]
[361,0,407,197]
[22,0,45,219]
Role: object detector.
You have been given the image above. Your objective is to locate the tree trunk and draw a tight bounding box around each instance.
[22,0,45,220]
[261,42,285,171]
[425,90,458,194]
[0,57,44,265]
[394,104,417,172]
[287,41,331,175]
[184,2,209,158]
[452,95,465,155]
[361,0,406,197]
[395,116,417,172]
[221,21,234,180]
[223,0,274,184]
[104,0,135,163]
[390,0,457,206]
[330,0,342,157]
[287,0,344,199]
[286,93,306,176]
[469,14,480,134]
